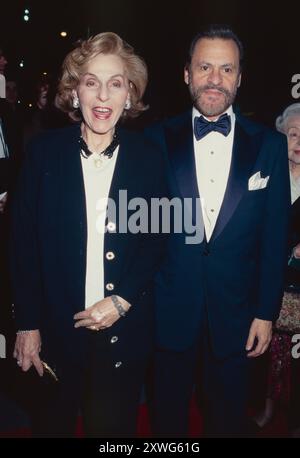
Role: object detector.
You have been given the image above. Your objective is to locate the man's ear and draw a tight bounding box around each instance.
[184,66,190,85]
[237,73,242,88]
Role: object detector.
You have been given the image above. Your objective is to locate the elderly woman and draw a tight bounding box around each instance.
[11,32,166,437]
[254,103,300,436]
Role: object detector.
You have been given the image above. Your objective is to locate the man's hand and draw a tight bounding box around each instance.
[13,330,44,376]
[0,193,8,213]
[246,318,272,358]
[74,296,131,331]
[294,243,300,259]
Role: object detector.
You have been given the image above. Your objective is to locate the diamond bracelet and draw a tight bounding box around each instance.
[111,295,127,317]
[16,330,37,335]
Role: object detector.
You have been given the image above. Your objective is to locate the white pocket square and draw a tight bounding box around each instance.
[248,172,269,191]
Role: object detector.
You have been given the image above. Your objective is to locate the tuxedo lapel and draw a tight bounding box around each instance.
[210,118,263,243]
[165,111,199,201]
[164,112,201,225]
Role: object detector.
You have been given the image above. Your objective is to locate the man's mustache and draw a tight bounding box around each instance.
[192,84,231,102]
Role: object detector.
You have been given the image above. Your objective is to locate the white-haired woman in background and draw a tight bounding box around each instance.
[254,104,300,436]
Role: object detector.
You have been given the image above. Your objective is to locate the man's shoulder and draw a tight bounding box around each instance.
[118,126,165,164]
[236,114,288,170]
[236,113,285,143]
[154,110,192,130]
[144,110,192,142]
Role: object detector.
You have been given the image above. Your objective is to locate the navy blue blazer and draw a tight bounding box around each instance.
[146,109,291,358]
[10,123,167,372]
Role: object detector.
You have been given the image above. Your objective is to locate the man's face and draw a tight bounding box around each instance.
[0,50,8,75]
[184,38,241,119]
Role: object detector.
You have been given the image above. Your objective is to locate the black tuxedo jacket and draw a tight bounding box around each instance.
[146,109,291,358]
[10,123,167,372]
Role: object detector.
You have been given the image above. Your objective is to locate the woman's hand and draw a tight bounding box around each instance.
[13,330,44,376]
[74,296,131,331]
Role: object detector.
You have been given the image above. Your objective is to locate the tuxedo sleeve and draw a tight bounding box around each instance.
[10,140,44,330]
[256,135,291,321]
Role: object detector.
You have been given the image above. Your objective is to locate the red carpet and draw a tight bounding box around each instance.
[0,400,288,438]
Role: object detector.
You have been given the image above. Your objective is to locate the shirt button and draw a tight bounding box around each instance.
[111,336,118,344]
[210,209,215,213]
[210,151,214,155]
[210,179,215,183]
[106,251,115,261]
[115,361,122,369]
[106,283,115,291]
[107,222,116,232]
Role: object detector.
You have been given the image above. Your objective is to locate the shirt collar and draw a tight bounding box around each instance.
[192,105,234,123]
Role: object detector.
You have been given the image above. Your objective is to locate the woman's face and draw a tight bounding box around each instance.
[286,115,300,165]
[76,53,130,140]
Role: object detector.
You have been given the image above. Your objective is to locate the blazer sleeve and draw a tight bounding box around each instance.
[10,140,44,330]
[256,134,291,321]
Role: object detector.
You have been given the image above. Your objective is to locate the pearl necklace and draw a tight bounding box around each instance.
[79,131,119,168]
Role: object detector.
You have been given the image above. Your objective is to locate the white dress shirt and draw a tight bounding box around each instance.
[81,146,119,309]
[193,105,235,241]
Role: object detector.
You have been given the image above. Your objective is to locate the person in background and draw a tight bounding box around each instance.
[0,47,8,76]
[5,80,18,110]
[0,47,23,407]
[23,78,69,145]
[254,103,300,437]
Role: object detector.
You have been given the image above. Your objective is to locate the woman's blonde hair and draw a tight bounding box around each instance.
[55,32,148,121]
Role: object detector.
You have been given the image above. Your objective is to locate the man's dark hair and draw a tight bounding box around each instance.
[187,24,244,71]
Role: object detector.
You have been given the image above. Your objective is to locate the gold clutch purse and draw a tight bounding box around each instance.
[41,361,59,382]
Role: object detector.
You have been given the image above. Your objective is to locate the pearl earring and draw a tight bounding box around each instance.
[73,96,80,109]
[125,99,131,110]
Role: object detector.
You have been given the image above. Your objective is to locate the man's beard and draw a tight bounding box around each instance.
[189,83,238,117]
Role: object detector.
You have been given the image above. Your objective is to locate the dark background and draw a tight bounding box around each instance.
[1,0,299,126]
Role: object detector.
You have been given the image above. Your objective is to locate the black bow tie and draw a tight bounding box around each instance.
[194,113,232,141]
